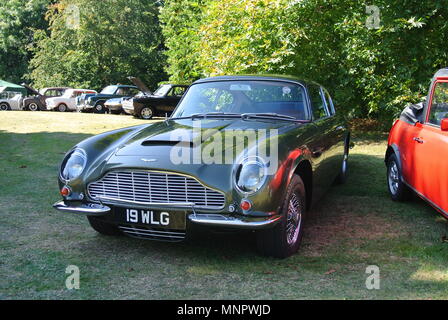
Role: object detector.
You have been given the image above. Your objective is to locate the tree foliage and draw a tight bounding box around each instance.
[0,0,51,83]
[29,0,166,90]
[161,0,448,122]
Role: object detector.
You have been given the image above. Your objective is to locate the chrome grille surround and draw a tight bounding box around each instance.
[87,170,226,209]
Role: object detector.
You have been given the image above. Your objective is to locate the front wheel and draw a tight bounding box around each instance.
[256,174,306,258]
[387,153,411,201]
[87,216,121,236]
[93,103,105,114]
[0,102,10,111]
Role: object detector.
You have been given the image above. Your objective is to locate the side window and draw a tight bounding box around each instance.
[308,85,329,120]
[172,86,187,97]
[323,89,335,115]
[129,88,140,96]
[429,81,448,126]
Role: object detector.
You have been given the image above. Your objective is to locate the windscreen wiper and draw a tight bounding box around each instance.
[241,113,301,121]
[171,112,241,120]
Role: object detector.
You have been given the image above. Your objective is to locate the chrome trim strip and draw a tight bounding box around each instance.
[403,180,448,218]
[98,196,195,208]
[188,213,282,229]
[118,226,185,236]
[52,200,110,215]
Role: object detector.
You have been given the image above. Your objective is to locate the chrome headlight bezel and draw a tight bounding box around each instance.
[60,148,87,182]
[233,156,268,195]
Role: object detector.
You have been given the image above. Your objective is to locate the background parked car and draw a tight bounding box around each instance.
[76,84,140,114]
[122,80,188,119]
[0,91,24,111]
[46,89,97,112]
[104,97,131,115]
[22,85,69,111]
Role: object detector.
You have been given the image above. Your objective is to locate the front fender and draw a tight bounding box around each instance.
[58,124,149,199]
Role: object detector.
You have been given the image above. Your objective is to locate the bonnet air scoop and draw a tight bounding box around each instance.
[141,140,195,148]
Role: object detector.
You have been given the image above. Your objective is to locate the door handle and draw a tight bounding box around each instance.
[413,137,424,144]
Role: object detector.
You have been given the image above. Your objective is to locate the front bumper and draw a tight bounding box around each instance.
[52,200,281,230]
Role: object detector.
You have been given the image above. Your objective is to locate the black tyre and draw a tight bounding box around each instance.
[57,103,68,112]
[139,106,154,120]
[93,102,106,114]
[87,216,121,236]
[257,174,306,258]
[386,153,411,201]
[0,102,10,111]
[27,102,40,111]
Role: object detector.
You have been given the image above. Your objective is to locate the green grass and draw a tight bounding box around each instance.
[1,111,448,299]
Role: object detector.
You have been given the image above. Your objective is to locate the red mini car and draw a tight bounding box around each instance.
[386,68,448,218]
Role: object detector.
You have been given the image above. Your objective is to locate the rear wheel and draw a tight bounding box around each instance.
[87,216,121,236]
[140,106,154,120]
[387,153,411,201]
[256,174,306,258]
[28,102,40,111]
[57,103,68,112]
[0,102,10,111]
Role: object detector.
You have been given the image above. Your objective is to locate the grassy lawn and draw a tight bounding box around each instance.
[1,111,448,299]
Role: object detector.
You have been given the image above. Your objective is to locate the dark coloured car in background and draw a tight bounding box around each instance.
[76,84,140,114]
[53,75,350,258]
[22,85,69,111]
[123,80,188,119]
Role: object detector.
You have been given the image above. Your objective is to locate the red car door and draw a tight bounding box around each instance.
[410,79,448,216]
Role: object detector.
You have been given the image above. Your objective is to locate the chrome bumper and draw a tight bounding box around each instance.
[188,213,281,230]
[53,201,110,216]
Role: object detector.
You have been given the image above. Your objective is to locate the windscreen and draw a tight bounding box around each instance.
[171,81,309,120]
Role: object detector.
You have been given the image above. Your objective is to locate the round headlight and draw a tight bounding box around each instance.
[61,149,87,180]
[235,157,267,194]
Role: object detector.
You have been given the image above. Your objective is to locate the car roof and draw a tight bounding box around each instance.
[434,68,448,79]
[193,74,319,87]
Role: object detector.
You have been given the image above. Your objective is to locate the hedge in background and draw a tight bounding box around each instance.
[161,0,448,123]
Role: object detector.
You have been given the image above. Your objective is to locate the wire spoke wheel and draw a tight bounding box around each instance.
[286,193,302,245]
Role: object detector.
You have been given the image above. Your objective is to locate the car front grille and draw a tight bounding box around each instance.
[87,170,226,209]
[118,225,186,242]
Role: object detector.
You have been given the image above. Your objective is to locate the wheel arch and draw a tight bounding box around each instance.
[293,158,313,211]
[385,143,402,170]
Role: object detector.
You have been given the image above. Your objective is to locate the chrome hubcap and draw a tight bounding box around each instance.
[141,108,153,119]
[96,104,103,111]
[286,193,302,245]
[388,161,400,195]
[0,104,7,110]
[29,103,38,111]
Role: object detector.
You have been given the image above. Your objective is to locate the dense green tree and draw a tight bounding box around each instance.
[161,0,448,122]
[0,0,51,83]
[29,0,166,90]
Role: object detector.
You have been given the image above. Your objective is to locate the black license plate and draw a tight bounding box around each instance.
[114,207,186,230]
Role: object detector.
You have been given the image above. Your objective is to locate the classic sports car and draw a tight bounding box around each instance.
[122,78,188,119]
[0,91,24,111]
[46,88,97,112]
[22,85,69,111]
[53,75,350,258]
[76,84,140,113]
[386,68,448,219]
